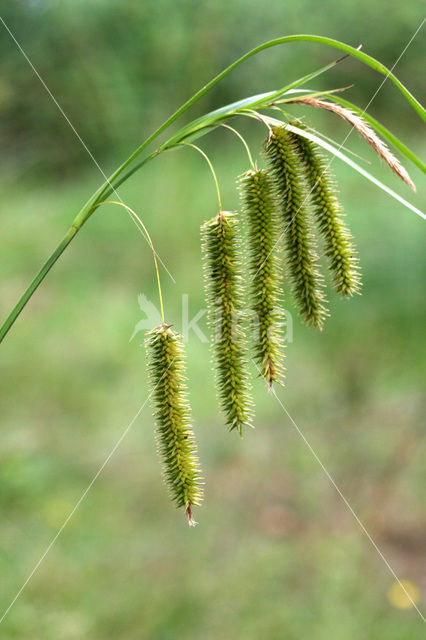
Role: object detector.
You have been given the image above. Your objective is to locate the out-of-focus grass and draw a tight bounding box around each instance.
[0,134,425,638]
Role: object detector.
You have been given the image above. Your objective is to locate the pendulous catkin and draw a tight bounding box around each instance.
[288,122,361,297]
[239,168,285,388]
[201,211,254,434]
[145,323,203,525]
[265,126,327,329]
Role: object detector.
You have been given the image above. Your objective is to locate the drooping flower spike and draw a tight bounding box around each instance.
[201,211,254,434]
[287,122,361,297]
[239,168,285,387]
[146,323,203,525]
[265,126,328,329]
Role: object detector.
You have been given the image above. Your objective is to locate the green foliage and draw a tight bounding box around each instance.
[2,30,423,344]
[265,126,327,329]
[239,168,285,387]
[201,211,254,434]
[288,122,361,297]
[145,323,203,524]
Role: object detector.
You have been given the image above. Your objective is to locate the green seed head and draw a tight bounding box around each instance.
[201,211,254,434]
[287,122,361,297]
[145,324,203,525]
[265,126,328,329]
[239,168,286,388]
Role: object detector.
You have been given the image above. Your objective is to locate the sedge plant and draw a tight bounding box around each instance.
[239,167,285,387]
[1,35,424,524]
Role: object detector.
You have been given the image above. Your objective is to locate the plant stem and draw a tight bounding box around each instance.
[0,151,158,345]
[181,143,222,210]
[0,225,78,343]
[94,200,165,324]
[221,124,254,168]
[1,34,423,344]
[119,35,425,167]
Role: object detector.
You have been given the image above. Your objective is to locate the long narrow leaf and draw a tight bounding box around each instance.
[161,86,346,151]
[129,34,425,181]
[231,35,425,121]
[2,34,423,344]
[161,57,347,150]
[160,92,275,149]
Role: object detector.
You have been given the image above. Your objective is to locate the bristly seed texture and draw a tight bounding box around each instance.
[265,126,328,329]
[146,324,203,525]
[287,122,361,297]
[201,211,254,434]
[239,168,285,388]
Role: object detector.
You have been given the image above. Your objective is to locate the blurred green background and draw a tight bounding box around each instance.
[0,2,425,638]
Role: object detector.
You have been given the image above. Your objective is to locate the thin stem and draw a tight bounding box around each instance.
[240,109,272,133]
[116,35,424,177]
[271,84,353,106]
[156,55,353,153]
[2,34,423,344]
[94,200,165,324]
[220,124,254,168]
[0,151,160,345]
[271,105,291,121]
[181,143,222,210]
[0,226,78,343]
[84,34,425,209]
[98,152,158,200]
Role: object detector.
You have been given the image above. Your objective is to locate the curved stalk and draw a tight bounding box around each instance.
[101,35,425,196]
[220,124,255,168]
[1,35,423,344]
[180,143,222,210]
[120,35,424,169]
[94,201,165,324]
[0,226,78,343]
[0,152,158,345]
